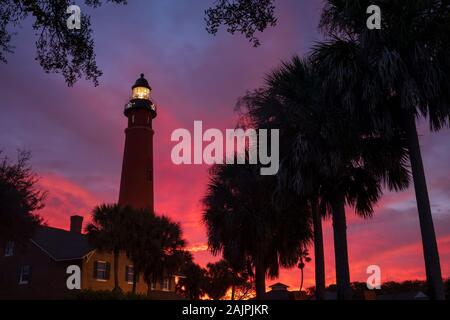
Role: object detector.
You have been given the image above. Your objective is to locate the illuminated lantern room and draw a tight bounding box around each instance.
[124,73,157,118]
[132,86,151,100]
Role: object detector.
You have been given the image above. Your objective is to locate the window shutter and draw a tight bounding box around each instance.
[105,262,111,280]
[93,261,98,279]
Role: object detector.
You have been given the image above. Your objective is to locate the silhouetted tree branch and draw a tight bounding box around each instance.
[0,150,45,244]
[0,0,126,86]
[205,0,277,46]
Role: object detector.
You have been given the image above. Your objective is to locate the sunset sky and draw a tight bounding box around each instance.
[0,0,449,290]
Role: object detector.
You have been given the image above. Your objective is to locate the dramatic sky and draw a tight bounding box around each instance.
[0,0,449,290]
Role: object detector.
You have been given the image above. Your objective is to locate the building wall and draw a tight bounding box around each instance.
[82,250,176,294]
[0,240,80,300]
[0,241,177,299]
[82,250,148,294]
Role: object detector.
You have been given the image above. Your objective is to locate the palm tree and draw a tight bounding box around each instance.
[205,260,237,300]
[240,57,410,299]
[204,259,252,300]
[86,204,130,292]
[203,159,312,299]
[297,247,311,292]
[124,208,186,295]
[121,207,148,294]
[176,251,208,300]
[314,0,450,300]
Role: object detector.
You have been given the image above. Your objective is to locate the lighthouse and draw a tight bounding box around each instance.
[118,74,157,212]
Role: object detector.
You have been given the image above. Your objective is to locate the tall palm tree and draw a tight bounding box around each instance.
[86,204,130,292]
[203,160,312,299]
[314,0,450,300]
[240,57,410,299]
[297,247,311,292]
[121,207,148,294]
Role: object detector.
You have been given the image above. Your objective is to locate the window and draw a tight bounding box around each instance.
[132,86,150,100]
[125,265,134,284]
[162,277,170,291]
[4,241,14,257]
[150,280,156,290]
[94,261,109,281]
[19,265,31,284]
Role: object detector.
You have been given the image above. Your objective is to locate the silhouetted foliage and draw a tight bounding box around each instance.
[176,252,208,300]
[240,56,411,299]
[314,0,450,300]
[129,211,186,294]
[86,204,131,292]
[1,0,277,86]
[204,259,252,300]
[87,204,186,294]
[203,158,312,299]
[69,289,149,300]
[297,247,311,292]
[0,150,44,244]
[0,0,126,86]
[205,0,277,46]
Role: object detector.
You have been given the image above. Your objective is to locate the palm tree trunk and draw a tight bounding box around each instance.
[403,111,445,300]
[113,248,120,292]
[231,284,236,300]
[254,258,266,300]
[311,197,326,300]
[300,267,304,291]
[331,197,352,300]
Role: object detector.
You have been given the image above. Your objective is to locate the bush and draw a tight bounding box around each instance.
[67,290,150,300]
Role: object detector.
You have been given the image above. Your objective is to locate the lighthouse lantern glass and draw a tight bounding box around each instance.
[132,86,150,100]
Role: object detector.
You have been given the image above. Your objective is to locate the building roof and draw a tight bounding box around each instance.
[261,282,295,300]
[269,282,290,290]
[31,226,94,261]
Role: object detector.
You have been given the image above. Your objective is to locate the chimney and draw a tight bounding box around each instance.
[70,215,83,234]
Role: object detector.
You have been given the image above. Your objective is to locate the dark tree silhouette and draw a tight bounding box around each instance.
[313,0,450,300]
[137,213,186,295]
[86,203,130,292]
[1,0,275,85]
[241,57,410,299]
[297,247,311,292]
[176,252,208,300]
[0,150,44,244]
[205,0,277,47]
[87,205,186,294]
[203,159,312,300]
[0,0,126,86]
[204,259,251,300]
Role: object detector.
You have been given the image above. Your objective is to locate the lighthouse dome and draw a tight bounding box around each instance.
[132,73,151,90]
